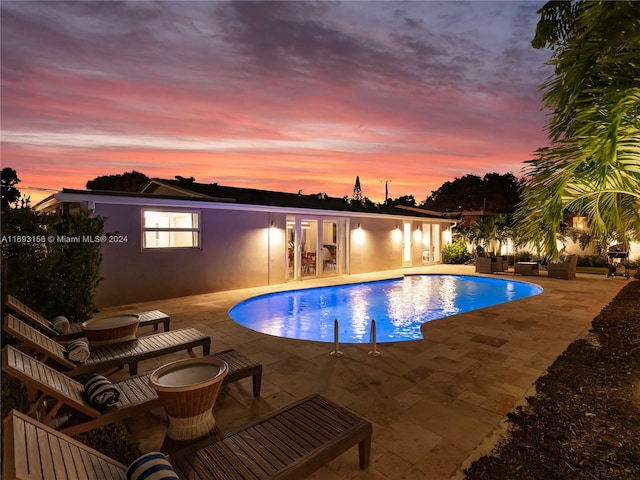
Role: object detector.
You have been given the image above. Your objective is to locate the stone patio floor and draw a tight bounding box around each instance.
[103,264,628,480]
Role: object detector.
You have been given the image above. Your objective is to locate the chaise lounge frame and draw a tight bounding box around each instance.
[3,394,372,479]
[2,345,160,436]
[3,313,210,376]
[4,294,171,338]
[2,345,262,436]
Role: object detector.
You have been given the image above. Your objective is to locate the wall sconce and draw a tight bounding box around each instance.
[354,223,364,244]
[392,225,402,242]
[442,228,452,243]
[268,219,281,244]
[413,226,422,242]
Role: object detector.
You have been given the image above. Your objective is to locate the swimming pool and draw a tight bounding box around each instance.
[229,274,543,343]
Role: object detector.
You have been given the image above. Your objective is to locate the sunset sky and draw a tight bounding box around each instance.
[1,1,553,204]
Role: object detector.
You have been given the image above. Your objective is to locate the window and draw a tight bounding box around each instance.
[143,210,200,249]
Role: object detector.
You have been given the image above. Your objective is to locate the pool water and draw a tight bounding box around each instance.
[229,274,543,343]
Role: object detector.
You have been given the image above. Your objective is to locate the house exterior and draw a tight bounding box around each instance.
[37,179,456,307]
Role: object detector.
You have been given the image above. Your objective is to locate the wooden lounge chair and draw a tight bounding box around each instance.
[2,345,160,436]
[3,313,210,376]
[4,294,171,338]
[3,409,128,480]
[1,345,261,436]
[3,394,372,479]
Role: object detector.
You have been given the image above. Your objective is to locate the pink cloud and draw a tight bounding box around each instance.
[1,1,552,206]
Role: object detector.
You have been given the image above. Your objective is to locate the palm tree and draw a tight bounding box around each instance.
[516,1,640,261]
[469,217,495,252]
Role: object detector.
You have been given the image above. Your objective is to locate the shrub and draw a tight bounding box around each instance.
[576,255,608,267]
[1,206,106,321]
[442,241,469,264]
[514,251,534,262]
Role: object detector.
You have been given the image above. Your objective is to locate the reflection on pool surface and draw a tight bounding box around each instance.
[229,274,543,343]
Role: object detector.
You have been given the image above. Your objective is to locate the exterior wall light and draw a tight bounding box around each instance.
[413,226,422,242]
[354,224,365,244]
[392,225,402,242]
[442,228,452,244]
[267,219,281,244]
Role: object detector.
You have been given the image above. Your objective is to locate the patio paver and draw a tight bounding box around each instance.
[103,264,628,480]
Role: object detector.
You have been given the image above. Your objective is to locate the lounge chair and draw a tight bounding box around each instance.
[4,294,171,338]
[1,345,261,436]
[547,254,578,280]
[2,345,161,435]
[3,313,210,376]
[3,395,372,479]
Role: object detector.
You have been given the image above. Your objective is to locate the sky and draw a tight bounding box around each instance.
[1,1,554,205]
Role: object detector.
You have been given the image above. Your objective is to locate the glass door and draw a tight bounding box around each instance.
[321,220,337,274]
[301,219,318,277]
[286,218,296,280]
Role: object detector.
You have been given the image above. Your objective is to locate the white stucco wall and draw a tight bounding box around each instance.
[87,200,453,307]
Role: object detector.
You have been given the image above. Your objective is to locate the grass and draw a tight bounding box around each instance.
[576,266,638,277]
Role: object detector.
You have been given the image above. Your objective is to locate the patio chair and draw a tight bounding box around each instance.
[2,345,161,435]
[2,345,258,435]
[3,313,210,377]
[475,256,498,274]
[547,254,578,280]
[4,294,171,338]
[3,394,372,479]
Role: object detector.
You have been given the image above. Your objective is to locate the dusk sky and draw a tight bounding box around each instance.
[1,1,553,204]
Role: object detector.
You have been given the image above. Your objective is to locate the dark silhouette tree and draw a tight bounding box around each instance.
[389,195,417,207]
[86,171,150,192]
[422,173,521,213]
[353,176,363,201]
[1,168,21,210]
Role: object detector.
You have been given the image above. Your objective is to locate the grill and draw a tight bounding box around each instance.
[606,246,629,279]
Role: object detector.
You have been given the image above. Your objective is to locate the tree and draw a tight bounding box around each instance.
[516,1,640,261]
[422,173,522,213]
[86,171,150,192]
[1,168,21,210]
[353,176,362,201]
[388,195,416,207]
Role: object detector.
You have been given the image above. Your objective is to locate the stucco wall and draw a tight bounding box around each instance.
[95,204,287,307]
[92,202,449,307]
